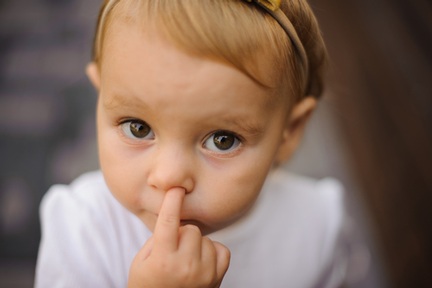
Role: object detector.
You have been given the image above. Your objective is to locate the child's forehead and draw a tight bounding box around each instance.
[102,23,283,107]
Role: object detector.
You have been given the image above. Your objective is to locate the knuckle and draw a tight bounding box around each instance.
[160,214,178,226]
[222,246,231,261]
[202,237,217,255]
[202,236,214,246]
[182,224,202,235]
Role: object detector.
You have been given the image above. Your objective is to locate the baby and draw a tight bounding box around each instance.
[36,0,347,287]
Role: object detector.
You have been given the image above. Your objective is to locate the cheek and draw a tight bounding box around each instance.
[97,124,146,211]
[197,156,272,228]
[201,132,282,226]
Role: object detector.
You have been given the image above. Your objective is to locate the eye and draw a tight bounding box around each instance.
[204,131,241,153]
[120,120,154,140]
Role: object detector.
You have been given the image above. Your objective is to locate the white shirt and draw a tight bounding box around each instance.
[35,169,348,287]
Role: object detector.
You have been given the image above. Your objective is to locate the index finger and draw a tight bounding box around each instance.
[152,187,185,253]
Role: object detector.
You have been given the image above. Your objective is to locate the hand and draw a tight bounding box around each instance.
[128,187,231,288]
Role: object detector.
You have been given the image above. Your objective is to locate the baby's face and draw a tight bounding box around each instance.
[95,21,291,235]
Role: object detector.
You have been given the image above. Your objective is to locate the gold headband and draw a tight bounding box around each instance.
[243,0,309,88]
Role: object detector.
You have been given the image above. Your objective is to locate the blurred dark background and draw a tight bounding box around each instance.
[0,1,99,286]
[0,0,431,287]
[314,0,432,287]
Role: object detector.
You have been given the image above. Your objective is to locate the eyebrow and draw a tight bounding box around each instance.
[102,92,149,111]
[216,116,264,137]
[102,93,265,137]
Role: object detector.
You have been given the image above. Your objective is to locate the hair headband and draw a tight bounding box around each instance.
[243,0,309,90]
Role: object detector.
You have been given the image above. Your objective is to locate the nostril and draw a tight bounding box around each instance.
[145,155,195,193]
[147,182,193,195]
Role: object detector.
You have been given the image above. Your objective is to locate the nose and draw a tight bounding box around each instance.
[146,143,195,193]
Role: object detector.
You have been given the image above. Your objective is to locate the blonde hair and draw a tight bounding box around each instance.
[92,0,327,102]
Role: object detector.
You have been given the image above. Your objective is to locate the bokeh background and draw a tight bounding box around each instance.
[0,0,430,287]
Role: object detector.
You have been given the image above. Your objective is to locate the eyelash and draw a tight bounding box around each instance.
[202,130,243,155]
[117,118,244,155]
[118,118,154,141]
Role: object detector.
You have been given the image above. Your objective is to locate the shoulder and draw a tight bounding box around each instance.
[36,171,148,287]
[263,169,346,254]
[41,171,108,212]
[266,169,344,232]
[39,171,109,234]
[39,170,146,239]
[263,170,348,286]
[267,168,344,203]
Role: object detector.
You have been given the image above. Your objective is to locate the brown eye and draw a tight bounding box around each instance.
[204,131,240,153]
[121,120,154,139]
[214,132,235,150]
